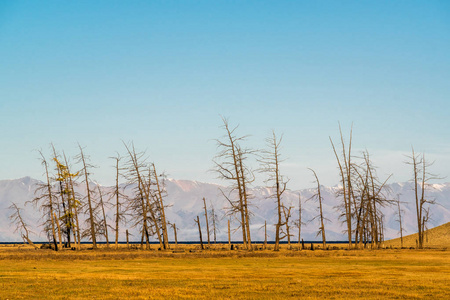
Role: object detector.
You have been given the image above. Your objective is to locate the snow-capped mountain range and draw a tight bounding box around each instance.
[1,177,449,243]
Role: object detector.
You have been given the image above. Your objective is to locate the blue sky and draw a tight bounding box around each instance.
[0,1,449,189]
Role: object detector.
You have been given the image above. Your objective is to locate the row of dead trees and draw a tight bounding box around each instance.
[9,119,437,251]
[12,142,171,251]
[212,118,437,250]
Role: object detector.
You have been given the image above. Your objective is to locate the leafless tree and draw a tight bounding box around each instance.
[213,117,254,250]
[210,204,220,244]
[76,145,98,249]
[423,207,431,244]
[282,205,294,249]
[96,185,110,247]
[351,151,392,249]
[227,219,231,248]
[309,168,327,250]
[293,193,305,249]
[169,222,179,246]
[150,164,170,249]
[9,202,35,247]
[330,124,354,249]
[123,143,154,249]
[261,220,268,249]
[395,195,405,248]
[110,154,126,249]
[126,229,130,249]
[259,131,288,251]
[123,142,170,250]
[194,215,204,250]
[202,197,211,246]
[405,148,438,249]
[31,150,59,251]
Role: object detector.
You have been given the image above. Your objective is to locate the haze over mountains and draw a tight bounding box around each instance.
[1,177,449,243]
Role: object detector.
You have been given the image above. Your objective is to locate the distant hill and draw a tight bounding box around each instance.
[385,222,450,248]
[1,177,449,242]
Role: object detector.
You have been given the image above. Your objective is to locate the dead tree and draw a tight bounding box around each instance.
[169,222,179,246]
[77,145,98,249]
[423,207,431,244]
[395,195,405,248]
[293,193,305,249]
[194,216,204,250]
[9,202,34,247]
[258,220,269,250]
[282,205,294,249]
[202,197,211,246]
[352,151,392,249]
[213,117,253,250]
[264,220,268,249]
[123,143,170,250]
[330,124,354,249]
[258,131,288,251]
[151,164,170,249]
[123,143,153,249]
[228,219,231,248]
[97,185,110,247]
[32,151,59,251]
[309,168,327,250]
[210,204,220,244]
[405,148,438,249]
[110,154,126,249]
[237,147,253,249]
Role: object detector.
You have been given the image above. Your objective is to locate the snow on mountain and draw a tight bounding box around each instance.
[1,177,449,243]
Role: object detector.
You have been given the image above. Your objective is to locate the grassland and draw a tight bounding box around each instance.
[385,222,450,249]
[1,245,449,299]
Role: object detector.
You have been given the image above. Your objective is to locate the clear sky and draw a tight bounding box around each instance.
[0,1,449,189]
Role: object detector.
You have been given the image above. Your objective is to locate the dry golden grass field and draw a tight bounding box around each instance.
[1,243,449,300]
[385,222,450,249]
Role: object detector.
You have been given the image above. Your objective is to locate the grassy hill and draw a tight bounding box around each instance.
[385,222,450,248]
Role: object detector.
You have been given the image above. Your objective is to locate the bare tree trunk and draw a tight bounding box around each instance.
[264,220,267,250]
[211,207,217,244]
[330,125,353,249]
[79,146,97,249]
[228,219,231,249]
[213,118,251,250]
[202,197,210,246]
[9,203,31,244]
[283,206,292,249]
[419,154,427,248]
[173,223,178,246]
[238,150,252,250]
[97,186,109,247]
[123,143,158,250]
[40,153,58,251]
[113,155,121,249]
[138,181,152,250]
[195,216,204,250]
[153,165,170,250]
[310,169,326,250]
[54,212,62,249]
[408,148,425,249]
[298,194,302,248]
[259,131,287,252]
